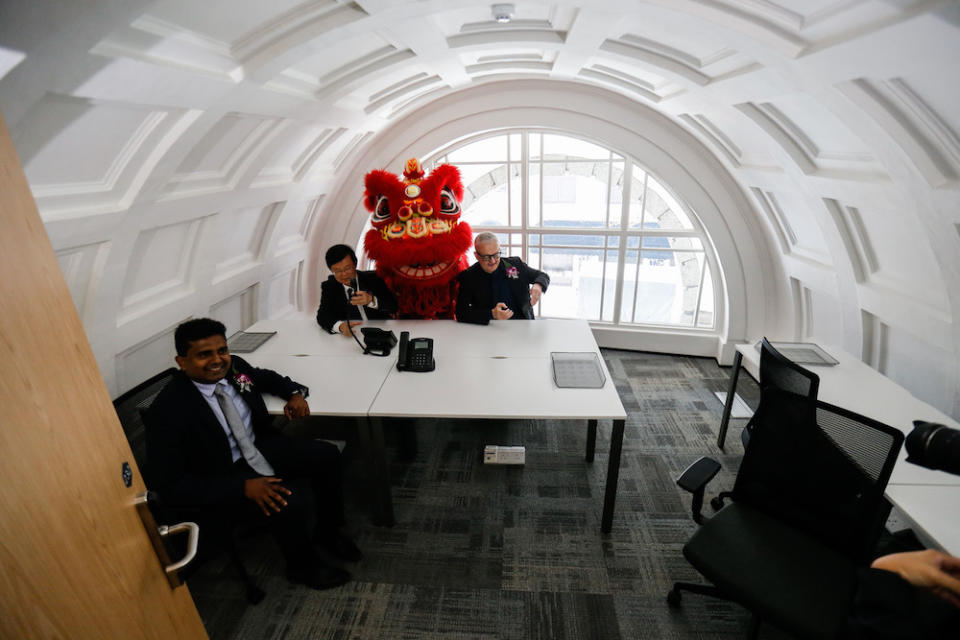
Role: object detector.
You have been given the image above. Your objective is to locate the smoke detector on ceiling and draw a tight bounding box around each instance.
[491,3,515,23]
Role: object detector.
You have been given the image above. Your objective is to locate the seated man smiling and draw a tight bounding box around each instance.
[144,318,360,591]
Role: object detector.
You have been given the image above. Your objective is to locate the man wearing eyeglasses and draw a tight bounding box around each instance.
[455,232,550,324]
[317,244,398,335]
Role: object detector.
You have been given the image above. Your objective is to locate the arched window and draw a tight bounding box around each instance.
[426,130,717,329]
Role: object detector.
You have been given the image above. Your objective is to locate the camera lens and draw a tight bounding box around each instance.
[906,421,960,476]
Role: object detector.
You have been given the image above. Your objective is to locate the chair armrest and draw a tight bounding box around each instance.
[676,457,722,524]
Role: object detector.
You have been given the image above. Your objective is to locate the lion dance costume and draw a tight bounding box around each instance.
[363,158,473,318]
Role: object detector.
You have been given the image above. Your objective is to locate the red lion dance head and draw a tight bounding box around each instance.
[363,158,473,318]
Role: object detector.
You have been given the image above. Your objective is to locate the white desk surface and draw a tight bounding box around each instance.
[735,341,960,487]
[885,484,960,555]
[241,354,394,417]
[368,356,626,420]
[245,315,602,359]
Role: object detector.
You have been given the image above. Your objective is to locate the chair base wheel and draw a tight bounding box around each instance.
[710,496,724,511]
[667,588,682,608]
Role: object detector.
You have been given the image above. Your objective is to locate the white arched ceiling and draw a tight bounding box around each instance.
[1,0,958,419]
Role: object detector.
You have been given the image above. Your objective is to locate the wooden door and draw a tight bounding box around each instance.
[0,112,208,638]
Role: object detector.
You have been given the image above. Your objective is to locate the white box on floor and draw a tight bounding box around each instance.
[483,445,525,465]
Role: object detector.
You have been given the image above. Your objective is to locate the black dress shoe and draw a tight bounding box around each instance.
[287,564,350,590]
[317,531,363,562]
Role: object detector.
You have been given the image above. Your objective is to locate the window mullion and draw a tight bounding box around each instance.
[613,158,631,325]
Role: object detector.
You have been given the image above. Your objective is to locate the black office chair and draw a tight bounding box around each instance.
[669,390,904,639]
[744,337,820,447]
[712,338,821,511]
[113,369,266,604]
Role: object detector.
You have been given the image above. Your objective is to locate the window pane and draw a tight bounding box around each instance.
[541,162,608,229]
[620,250,638,323]
[447,135,508,163]
[697,261,715,328]
[537,246,604,320]
[628,166,647,229]
[608,161,624,228]
[625,250,705,326]
[509,133,521,161]
[644,175,694,230]
[601,249,619,322]
[641,236,702,250]
[528,162,541,227]
[542,134,608,160]
[460,163,511,227]
[529,132,542,161]
[509,162,522,224]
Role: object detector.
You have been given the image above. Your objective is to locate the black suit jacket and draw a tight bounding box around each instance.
[316,270,398,333]
[143,356,307,508]
[455,257,549,325]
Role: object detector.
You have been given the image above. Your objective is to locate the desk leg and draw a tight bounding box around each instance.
[585,419,597,462]
[716,350,743,451]
[601,419,625,534]
[364,417,395,527]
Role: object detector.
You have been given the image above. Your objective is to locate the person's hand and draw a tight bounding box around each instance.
[338,321,362,336]
[530,283,543,306]
[872,549,960,607]
[244,477,291,516]
[350,290,373,306]
[284,394,310,420]
[492,302,514,320]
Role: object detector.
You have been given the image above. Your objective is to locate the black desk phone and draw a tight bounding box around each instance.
[397,331,435,372]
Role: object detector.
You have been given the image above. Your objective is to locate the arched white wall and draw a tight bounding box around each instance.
[310,79,782,361]
[2,1,958,419]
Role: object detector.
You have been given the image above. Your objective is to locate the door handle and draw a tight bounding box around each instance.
[158,521,199,575]
[134,491,200,588]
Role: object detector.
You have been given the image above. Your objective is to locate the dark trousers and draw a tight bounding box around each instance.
[171,438,345,572]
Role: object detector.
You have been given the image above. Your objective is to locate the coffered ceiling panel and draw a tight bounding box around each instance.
[94,0,370,78]
[161,112,285,199]
[752,187,831,265]
[17,94,195,220]
[253,125,346,186]
[212,203,278,283]
[119,217,207,325]
[56,241,111,322]
[841,75,960,188]
[826,198,946,306]
[266,263,302,319]
[271,198,320,258]
[737,94,888,179]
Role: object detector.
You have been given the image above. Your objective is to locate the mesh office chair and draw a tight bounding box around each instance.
[113,369,266,604]
[669,390,904,639]
[712,338,821,511]
[744,337,820,447]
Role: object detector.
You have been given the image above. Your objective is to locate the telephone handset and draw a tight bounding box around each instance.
[397,331,435,372]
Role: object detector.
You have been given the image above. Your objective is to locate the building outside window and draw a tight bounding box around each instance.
[420,130,718,329]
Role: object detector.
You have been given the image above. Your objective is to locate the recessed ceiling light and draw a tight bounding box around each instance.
[491,3,515,23]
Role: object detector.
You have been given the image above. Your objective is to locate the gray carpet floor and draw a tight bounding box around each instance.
[185,349,805,639]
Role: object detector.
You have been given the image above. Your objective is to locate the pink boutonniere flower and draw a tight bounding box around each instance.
[233,372,253,393]
[506,266,519,279]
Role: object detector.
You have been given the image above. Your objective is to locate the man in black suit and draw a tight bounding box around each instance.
[455,232,550,325]
[144,318,360,590]
[316,244,397,335]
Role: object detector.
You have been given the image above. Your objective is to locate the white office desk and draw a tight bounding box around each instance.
[370,356,625,420]
[247,354,395,417]
[239,313,627,532]
[717,339,960,553]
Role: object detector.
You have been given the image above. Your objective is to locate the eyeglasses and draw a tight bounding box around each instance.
[476,251,501,262]
[331,265,356,276]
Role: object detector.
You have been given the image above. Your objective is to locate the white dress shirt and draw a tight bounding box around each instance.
[192,378,256,463]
